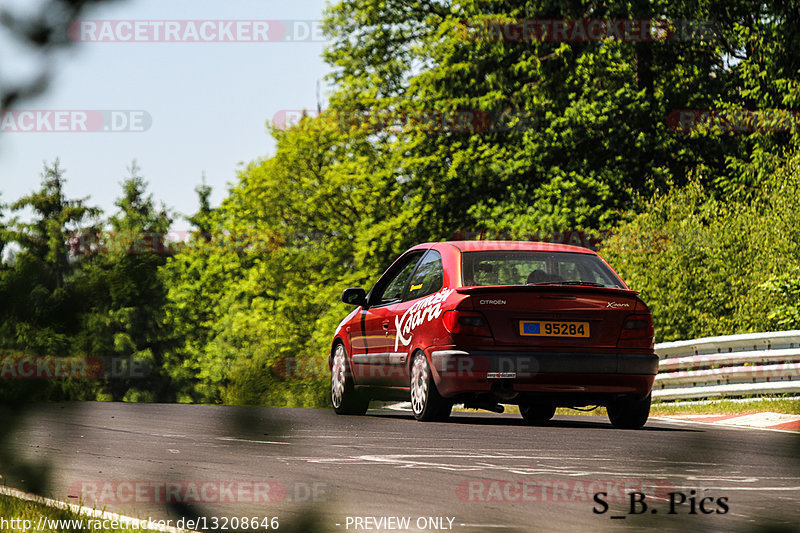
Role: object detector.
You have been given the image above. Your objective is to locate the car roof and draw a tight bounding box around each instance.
[411,240,598,255]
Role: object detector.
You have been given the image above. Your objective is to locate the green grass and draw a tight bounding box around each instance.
[649,397,800,417]
[0,494,164,533]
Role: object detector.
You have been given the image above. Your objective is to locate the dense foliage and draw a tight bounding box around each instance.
[1,0,799,406]
[601,149,800,342]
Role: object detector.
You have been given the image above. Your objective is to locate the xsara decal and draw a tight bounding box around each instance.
[394,287,454,350]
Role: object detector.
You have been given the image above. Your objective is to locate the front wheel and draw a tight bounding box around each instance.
[331,344,369,415]
[607,394,651,429]
[410,352,452,421]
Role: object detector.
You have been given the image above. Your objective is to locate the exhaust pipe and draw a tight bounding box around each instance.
[491,380,518,401]
[464,402,505,413]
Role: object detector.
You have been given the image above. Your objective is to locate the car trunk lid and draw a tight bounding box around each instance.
[456,285,640,348]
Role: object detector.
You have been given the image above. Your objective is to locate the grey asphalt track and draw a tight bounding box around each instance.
[3,402,799,532]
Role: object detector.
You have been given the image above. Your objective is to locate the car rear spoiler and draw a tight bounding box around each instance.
[455,285,640,297]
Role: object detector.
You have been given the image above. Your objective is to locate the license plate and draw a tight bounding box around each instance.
[519,321,590,338]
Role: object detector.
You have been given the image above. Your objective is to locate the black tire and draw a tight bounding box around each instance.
[520,402,556,425]
[437,401,454,420]
[330,344,369,415]
[410,352,452,421]
[607,394,651,429]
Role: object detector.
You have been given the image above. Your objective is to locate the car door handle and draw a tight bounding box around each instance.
[382,321,390,331]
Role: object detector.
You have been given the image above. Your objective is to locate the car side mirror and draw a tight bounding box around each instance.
[341,287,367,307]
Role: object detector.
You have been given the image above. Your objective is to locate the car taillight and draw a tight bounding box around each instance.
[442,310,493,337]
[618,314,655,347]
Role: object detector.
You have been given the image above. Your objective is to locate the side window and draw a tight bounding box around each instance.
[404,250,443,301]
[371,251,424,306]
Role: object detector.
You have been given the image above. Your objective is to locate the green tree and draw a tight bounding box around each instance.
[601,148,800,342]
[161,178,237,403]
[1,159,100,354]
[0,194,6,260]
[711,2,800,196]
[75,161,174,401]
[186,173,214,240]
[323,0,799,235]
[7,159,100,288]
[161,115,399,406]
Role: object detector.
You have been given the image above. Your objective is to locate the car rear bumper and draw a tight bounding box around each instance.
[429,349,658,398]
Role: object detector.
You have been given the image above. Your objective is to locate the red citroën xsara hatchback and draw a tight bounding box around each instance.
[329,241,658,429]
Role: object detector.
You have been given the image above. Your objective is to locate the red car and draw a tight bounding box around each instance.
[329,241,657,428]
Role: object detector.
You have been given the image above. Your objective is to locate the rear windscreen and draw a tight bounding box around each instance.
[461,251,626,289]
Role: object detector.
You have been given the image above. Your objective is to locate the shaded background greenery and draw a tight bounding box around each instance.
[1,0,800,408]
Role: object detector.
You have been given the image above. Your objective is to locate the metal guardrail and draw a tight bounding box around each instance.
[653,330,800,401]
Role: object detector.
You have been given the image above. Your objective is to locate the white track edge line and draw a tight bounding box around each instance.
[651,416,800,434]
[0,486,198,533]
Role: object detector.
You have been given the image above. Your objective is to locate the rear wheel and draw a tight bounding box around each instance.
[519,402,556,425]
[331,344,369,415]
[607,394,651,429]
[410,352,452,421]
